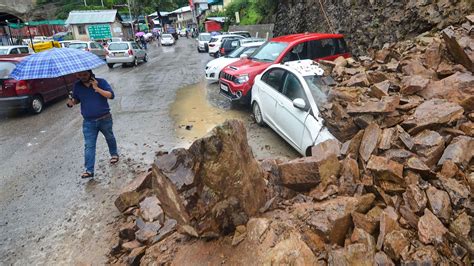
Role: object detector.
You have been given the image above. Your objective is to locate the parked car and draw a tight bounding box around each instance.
[0,45,34,55]
[229,31,252,38]
[218,36,245,57]
[208,34,245,58]
[251,60,335,156]
[161,34,175,46]
[106,41,148,68]
[205,41,264,82]
[219,33,350,104]
[0,55,76,114]
[68,41,107,60]
[196,33,212,52]
[240,38,266,45]
[59,41,73,48]
[179,29,187,37]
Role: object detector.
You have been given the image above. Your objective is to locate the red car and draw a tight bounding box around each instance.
[219,33,350,104]
[0,55,77,114]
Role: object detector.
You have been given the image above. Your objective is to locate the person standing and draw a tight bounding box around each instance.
[67,70,119,178]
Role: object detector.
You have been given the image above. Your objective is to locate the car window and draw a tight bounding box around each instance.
[10,48,19,54]
[108,43,129,50]
[209,37,218,43]
[335,38,349,54]
[304,75,328,106]
[69,43,87,49]
[90,42,98,48]
[162,34,173,39]
[309,39,339,59]
[18,47,30,53]
[242,47,257,56]
[282,73,307,102]
[0,48,9,55]
[261,68,286,92]
[282,42,309,63]
[131,43,140,49]
[198,34,211,41]
[227,46,246,58]
[0,62,17,79]
[250,42,288,62]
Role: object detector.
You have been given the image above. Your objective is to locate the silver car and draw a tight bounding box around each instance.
[106,42,148,68]
[68,41,107,59]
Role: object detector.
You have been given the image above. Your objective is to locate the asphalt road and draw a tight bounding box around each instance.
[0,38,298,265]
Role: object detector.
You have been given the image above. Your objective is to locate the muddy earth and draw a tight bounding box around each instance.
[0,39,298,264]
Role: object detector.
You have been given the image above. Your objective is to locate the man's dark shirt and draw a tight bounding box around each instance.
[72,78,115,120]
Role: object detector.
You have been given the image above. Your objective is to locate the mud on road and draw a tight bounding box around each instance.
[0,39,297,264]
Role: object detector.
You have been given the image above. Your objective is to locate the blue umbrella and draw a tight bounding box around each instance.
[10,48,105,80]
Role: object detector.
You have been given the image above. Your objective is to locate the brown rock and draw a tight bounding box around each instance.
[383,230,411,261]
[378,127,396,150]
[139,196,164,223]
[418,209,448,245]
[403,245,441,265]
[346,73,371,87]
[328,87,363,102]
[383,149,415,164]
[442,26,473,72]
[153,149,195,191]
[352,212,378,234]
[401,60,436,79]
[341,130,364,160]
[419,72,474,105]
[449,212,471,239]
[369,80,390,99]
[231,225,247,246]
[347,96,400,114]
[367,155,404,183]
[344,243,375,266]
[399,204,419,229]
[424,41,442,70]
[359,123,381,162]
[121,240,142,251]
[459,121,474,136]
[150,218,177,244]
[402,184,427,213]
[310,139,341,160]
[127,246,146,265]
[376,211,401,250]
[438,136,474,167]
[439,160,459,178]
[436,61,466,78]
[339,156,360,196]
[439,177,470,208]
[374,251,395,266]
[412,130,445,167]
[405,157,432,177]
[119,222,137,241]
[114,172,153,212]
[351,227,376,251]
[397,95,424,111]
[367,71,389,84]
[400,75,430,95]
[426,186,452,223]
[460,95,474,112]
[375,48,391,63]
[263,233,318,265]
[396,125,414,151]
[135,222,161,244]
[401,99,464,134]
[247,218,270,244]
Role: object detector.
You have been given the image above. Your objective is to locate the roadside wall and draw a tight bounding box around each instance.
[228,24,274,39]
[273,0,473,55]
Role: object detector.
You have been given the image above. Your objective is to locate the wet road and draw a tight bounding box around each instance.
[0,38,297,264]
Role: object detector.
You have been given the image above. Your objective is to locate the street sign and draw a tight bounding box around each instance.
[88,24,112,40]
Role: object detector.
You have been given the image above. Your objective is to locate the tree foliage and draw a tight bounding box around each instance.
[222,0,277,25]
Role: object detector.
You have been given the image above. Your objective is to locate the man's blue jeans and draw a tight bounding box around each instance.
[82,116,118,173]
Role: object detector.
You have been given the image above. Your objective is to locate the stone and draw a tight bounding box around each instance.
[367,155,404,183]
[424,41,442,70]
[461,96,474,112]
[369,80,390,99]
[375,48,391,63]
[341,130,364,160]
[114,171,153,212]
[352,212,378,234]
[139,196,164,223]
[151,120,267,236]
[405,157,432,177]
[346,73,370,87]
[127,246,146,266]
[374,251,395,266]
[351,227,376,251]
[439,177,470,208]
[343,243,375,266]
[396,125,414,151]
[378,127,396,150]
[400,75,430,95]
[121,240,142,251]
[412,130,445,167]
[263,233,318,265]
[419,72,474,105]
[449,212,471,239]
[278,154,341,191]
[383,229,411,261]
[383,149,415,164]
[402,184,427,214]
[403,245,441,265]
[359,123,381,162]
[436,61,466,78]
[426,186,452,223]
[418,209,448,245]
[459,121,474,137]
[347,96,400,114]
[119,222,137,241]
[401,99,464,134]
[367,71,389,84]
[247,218,270,243]
[442,26,473,72]
[399,204,419,230]
[310,139,341,160]
[376,211,401,250]
[401,60,437,79]
[231,225,247,246]
[135,222,161,244]
[438,136,474,167]
[150,219,177,245]
[439,160,459,178]
[153,148,196,191]
[339,156,360,196]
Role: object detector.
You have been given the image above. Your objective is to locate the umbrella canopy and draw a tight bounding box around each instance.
[10,48,105,80]
[144,33,153,39]
[135,32,145,37]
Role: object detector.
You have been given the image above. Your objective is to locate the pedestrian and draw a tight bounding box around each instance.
[67,70,119,178]
[140,35,147,50]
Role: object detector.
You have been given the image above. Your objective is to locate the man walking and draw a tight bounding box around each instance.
[67,70,119,178]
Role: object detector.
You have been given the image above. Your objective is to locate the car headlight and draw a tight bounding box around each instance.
[234,74,249,84]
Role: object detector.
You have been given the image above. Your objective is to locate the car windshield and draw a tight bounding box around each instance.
[108,43,129,50]
[0,49,10,55]
[198,34,211,41]
[249,42,288,62]
[304,75,328,107]
[163,34,172,39]
[68,43,87,49]
[227,46,257,58]
[0,62,16,79]
[209,37,218,43]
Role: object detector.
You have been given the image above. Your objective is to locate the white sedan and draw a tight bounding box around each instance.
[205,42,264,82]
[161,34,175,46]
[251,60,336,156]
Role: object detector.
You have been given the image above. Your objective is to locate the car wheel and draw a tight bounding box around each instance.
[252,102,265,126]
[30,95,44,114]
[107,63,114,68]
[143,54,148,62]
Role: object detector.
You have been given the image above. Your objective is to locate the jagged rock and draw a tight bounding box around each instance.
[310,139,341,160]
[339,156,360,196]
[412,130,445,167]
[231,225,247,246]
[263,233,318,265]
[121,240,143,251]
[378,127,396,150]
[341,130,364,160]
[352,212,378,234]
[346,73,370,87]
[439,177,470,208]
[135,222,161,244]
[405,157,432,178]
[367,71,389,84]
[419,72,474,105]
[383,229,411,261]
[139,196,164,223]
[328,87,364,102]
[403,245,441,265]
[459,121,474,136]
[424,41,442,70]
[351,227,376,251]
[367,155,404,183]
[399,204,419,230]
[376,210,401,250]
[402,184,427,214]
[426,186,452,224]
[449,212,471,239]
[374,251,395,266]
[369,80,390,99]
[400,75,430,95]
[115,172,153,212]
[359,123,381,162]
[401,99,464,134]
[150,219,177,245]
[401,60,436,79]
[247,218,270,244]
[347,96,400,114]
[418,209,448,245]
[436,61,466,78]
[438,136,474,167]
[375,48,391,63]
[396,125,414,151]
[442,26,473,72]
[119,222,137,241]
[439,160,459,178]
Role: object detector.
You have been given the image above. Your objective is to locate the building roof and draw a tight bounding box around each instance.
[172,6,192,14]
[148,11,171,17]
[206,17,226,23]
[65,10,121,25]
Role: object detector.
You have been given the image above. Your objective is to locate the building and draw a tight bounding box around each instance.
[208,0,234,11]
[173,6,193,29]
[65,10,132,41]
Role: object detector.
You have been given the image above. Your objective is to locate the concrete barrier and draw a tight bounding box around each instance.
[228,24,274,40]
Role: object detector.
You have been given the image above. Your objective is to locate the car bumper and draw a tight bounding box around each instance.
[0,96,31,111]
[218,81,251,102]
[106,56,135,63]
[205,68,219,81]
[161,42,174,45]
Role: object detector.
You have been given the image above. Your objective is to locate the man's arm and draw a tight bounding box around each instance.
[92,79,114,99]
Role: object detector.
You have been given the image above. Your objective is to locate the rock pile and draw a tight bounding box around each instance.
[108,22,473,265]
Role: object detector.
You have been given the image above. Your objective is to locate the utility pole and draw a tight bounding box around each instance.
[84,0,87,6]
[101,0,104,7]
[127,0,134,34]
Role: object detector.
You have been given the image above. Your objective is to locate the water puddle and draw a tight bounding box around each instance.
[170,81,247,143]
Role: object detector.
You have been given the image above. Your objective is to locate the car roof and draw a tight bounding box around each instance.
[213,34,242,39]
[109,41,132,44]
[240,41,265,47]
[271,33,344,44]
[0,45,29,49]
[199,33,211,35]
[275,59,325,77]
[69,41,91,44]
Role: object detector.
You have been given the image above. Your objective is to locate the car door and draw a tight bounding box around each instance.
[280,42,309,63]
[273,72,311,153]
[131,43,144,59]
[257,67,286,128]
[30,78,56,103]
[89,42,103,58]
[9,48,19,55]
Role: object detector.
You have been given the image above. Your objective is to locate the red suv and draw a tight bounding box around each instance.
[219,33,350,104]
[0,55,77,114]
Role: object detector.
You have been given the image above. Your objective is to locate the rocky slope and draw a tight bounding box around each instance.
[274,0,473,55]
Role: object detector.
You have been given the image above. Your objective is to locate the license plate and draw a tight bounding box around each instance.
[220,83,229,92]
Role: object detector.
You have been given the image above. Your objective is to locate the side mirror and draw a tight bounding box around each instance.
[293,98,306,110]
[240,54,248,60]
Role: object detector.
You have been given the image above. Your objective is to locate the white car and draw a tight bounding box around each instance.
[196,33,211,52]
[251,60,335,156]
[205,42,264,82]
[208,34,244,57]
[161,34,175,46]
[0,45,34,55]
[106,41,148,68]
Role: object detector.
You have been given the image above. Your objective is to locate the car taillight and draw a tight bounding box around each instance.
[220,48,225,55]
[15,80,30,94]
[128,49,133,55]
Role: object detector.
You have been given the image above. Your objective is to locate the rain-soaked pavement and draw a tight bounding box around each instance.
[0,38,298,264]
